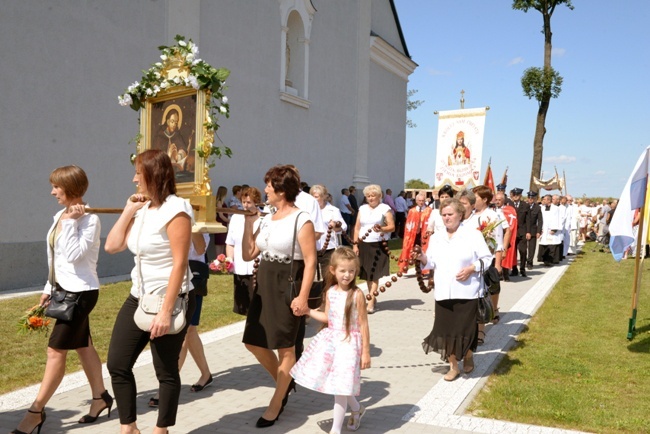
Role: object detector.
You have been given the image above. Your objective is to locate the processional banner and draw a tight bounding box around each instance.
[434,107,487,191]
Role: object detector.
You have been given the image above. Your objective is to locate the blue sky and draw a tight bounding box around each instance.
[394,0,650,198]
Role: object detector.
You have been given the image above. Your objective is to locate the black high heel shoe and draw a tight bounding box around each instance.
[281,379,296,408]
[255,414,279,428]
[78,390,113,424]
[11,408,46,434]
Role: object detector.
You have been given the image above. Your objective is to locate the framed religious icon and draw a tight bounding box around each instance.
[119,35,231,232]
[140,87,209,197]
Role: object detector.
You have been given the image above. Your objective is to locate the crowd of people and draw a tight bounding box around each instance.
[17,157,620,433]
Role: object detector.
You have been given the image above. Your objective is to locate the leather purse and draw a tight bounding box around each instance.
[133,292,188,334]
[45,215,80,322]
[45,285,81,322]
[132,203,188,335]
[477,259,495,324]
[289,212,323,309]
[483,262,501,295]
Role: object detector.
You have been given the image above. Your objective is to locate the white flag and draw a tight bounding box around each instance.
[609,146,650,261]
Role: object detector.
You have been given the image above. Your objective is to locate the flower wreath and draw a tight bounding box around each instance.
[118,34,231,168]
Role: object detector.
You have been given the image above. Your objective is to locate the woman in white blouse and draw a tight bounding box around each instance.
[12,166,110,434]
[310,184,347,269]
[352,184,395,314]
[417,198,492,381]
[241,165,317,428]
[105,149,195,434]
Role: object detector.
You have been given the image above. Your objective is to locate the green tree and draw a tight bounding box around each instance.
[405,178,430,189]
[513,0,574,192]
[406,88,424,128]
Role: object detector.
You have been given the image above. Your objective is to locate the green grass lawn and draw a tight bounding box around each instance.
[468,245,650,434]
[0,274,242,395]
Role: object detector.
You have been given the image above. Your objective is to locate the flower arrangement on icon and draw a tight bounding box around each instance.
[209,254,234,274]
[17,304,51,335]
[118,34,231,167]
[477,218,504,253]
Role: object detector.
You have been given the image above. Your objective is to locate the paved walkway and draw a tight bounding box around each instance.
[0,256,589,434]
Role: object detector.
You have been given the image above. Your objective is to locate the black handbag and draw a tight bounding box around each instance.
[477,259,495,324]
[308,260,325,309]
[189,259,210,297]
[45,285,80,321]
[483,261,501,295]
[45,216,80,322]
[289,212,322,309]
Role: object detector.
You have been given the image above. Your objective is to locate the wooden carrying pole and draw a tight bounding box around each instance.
[628,186,647,340]
[85,206,258,216]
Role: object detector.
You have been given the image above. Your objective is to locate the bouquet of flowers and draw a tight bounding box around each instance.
[478,218,504,253]
[17,304,51,335]
[209,254,234,274]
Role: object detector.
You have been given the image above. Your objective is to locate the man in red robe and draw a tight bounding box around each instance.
[495,192,517,281]
[398,193,432,273]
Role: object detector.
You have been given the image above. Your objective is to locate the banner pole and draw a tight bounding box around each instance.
[628,179,648,339]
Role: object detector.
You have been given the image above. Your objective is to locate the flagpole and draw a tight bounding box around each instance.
[563,170,567,196]
[628,178,648,340]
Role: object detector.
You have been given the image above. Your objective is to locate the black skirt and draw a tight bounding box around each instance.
[242,259,304,349]
[48,288,99,350]
[232,274,254,316]
[422,298,478,362]
[358,241,389,282]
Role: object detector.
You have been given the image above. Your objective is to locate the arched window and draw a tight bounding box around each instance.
[279,0,315,108]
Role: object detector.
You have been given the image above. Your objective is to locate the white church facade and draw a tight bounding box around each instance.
[0,0,416,291]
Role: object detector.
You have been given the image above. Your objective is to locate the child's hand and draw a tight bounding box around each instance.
[360,353,371,370]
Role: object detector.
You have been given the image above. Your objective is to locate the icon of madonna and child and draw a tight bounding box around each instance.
[447,130,471,166]
[151,96,197,183]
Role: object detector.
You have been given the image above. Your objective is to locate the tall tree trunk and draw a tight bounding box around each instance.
[530,6,553,193]
[529,100,549,191]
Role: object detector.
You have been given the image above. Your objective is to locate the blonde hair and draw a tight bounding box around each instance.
[309,184,328,197]
[363,184,382,199]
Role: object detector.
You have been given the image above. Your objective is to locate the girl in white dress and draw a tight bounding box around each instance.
[291,247,371,433]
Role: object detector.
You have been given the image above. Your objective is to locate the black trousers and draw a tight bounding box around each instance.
[107,293,195,427]
[526,236,538,266]
[395,211,406,238]
[341,213,354,245]
[516,235,527,271]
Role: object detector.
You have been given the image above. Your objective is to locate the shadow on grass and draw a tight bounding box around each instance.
[490,352,525,377]
[627,318,650,353]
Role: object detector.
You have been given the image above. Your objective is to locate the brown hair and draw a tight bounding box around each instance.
[216,186,228,203]
[263,165,301,202]
[323,246,362,339]
[241,186,262,205]
[134,149,176,205]
[49,165,89,199]
[472,185,494,203]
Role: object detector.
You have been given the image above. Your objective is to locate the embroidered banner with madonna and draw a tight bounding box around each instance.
[433,107,487,191]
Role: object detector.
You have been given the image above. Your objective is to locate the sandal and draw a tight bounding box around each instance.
[346,404,366,431]
[477,330,485,346]
[492,308,500,325]
[443,366,460,381]
[463,355,474,374]
[190,376,213,392]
